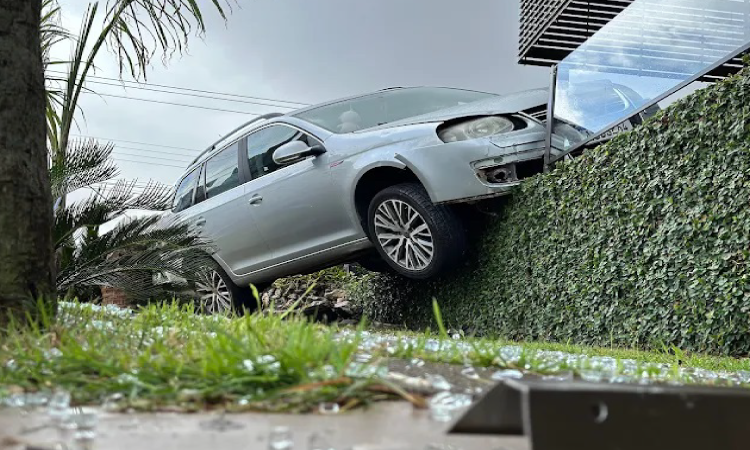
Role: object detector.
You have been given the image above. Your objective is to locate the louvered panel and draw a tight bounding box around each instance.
[519,0,574,58]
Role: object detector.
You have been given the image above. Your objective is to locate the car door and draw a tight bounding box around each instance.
[241,123,354,275]
[186,141,271,276]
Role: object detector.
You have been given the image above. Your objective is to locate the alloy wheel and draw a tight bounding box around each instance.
[373,199,434,271]
[195,269,233,314]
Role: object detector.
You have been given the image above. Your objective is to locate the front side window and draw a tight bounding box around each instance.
[172,167,200,212]
[293,87,496,133]
[204,143,240,199]
[246,125,320,180]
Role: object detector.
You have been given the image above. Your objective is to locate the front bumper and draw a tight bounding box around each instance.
[395,129,563,204]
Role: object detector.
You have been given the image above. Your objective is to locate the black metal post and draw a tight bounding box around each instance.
[543,65,558,173]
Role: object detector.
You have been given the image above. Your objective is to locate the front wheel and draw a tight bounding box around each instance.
[367,183,466,279]
[194,265,255,315]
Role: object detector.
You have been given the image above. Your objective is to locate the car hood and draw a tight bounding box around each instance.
[358,88,548,133]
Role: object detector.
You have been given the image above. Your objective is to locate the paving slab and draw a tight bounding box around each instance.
[0,401,528,450]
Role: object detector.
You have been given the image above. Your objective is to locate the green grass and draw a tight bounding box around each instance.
[1,301,749,413]
[0,302,392,412]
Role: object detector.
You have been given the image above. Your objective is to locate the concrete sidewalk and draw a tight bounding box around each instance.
[1,401,528,450]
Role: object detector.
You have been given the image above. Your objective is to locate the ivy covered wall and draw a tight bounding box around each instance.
[358,67,750,357]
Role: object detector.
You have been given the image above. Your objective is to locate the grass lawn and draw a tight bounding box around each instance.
[1,301,749,413]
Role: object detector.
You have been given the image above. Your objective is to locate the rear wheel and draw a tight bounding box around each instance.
[367,183,466,279]
[194,265,256,315]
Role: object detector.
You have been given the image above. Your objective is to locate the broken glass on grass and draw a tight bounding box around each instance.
[334,329,750,389]
[8,302,749,423]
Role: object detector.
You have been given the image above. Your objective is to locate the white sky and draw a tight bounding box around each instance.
[53,0,550,201]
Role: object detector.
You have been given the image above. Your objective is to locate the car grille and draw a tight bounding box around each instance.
[523,104,548,122]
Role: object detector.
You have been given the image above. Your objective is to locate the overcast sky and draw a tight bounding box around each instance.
[53,0,550,196]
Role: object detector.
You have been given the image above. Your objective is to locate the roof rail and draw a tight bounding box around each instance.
[189,112,284,166]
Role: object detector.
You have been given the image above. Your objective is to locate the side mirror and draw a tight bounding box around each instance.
[272,141,326,165]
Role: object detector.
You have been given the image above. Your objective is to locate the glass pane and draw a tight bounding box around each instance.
[294,87,495,133]
[553,0,750,151]
[246,126,298,180]
[172,167,199,212]
[205,143,240,199]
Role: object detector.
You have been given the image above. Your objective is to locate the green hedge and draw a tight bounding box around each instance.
[357,68,750,356]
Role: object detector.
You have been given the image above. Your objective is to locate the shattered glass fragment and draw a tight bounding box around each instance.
[460,366,480,380]
[498,346,522,364]
[268,426,294,450]
[72,412,98,449]
[580,369,606,383]
[428,392,472,422]
[318,402,340,415]
[490,369,524,381]
[542,371,574,382]
[102,393,125,412]
[411,358,425,368]
[425,374,452,391]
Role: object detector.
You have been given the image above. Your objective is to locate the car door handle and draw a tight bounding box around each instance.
[195,217,206,227]
[248,194,263,205]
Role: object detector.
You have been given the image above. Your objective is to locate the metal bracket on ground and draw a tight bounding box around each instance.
[449,378,750,450]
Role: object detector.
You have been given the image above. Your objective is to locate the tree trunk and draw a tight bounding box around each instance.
[0,0,55,327]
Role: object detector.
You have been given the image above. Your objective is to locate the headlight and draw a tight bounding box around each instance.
[438,116,514,143]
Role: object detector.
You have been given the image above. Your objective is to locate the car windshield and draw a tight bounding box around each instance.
[294,87,496,133]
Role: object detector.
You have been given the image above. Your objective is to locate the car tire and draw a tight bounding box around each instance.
[194,264,257,315]
[367,183,466,279]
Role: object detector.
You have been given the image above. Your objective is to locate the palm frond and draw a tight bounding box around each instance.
[40,0,70,66]
[53,177,174,245]
[50,138,119,199]
[127,180,175,211]
[96,178,175,211]
[104,0,229,79]
[50,0,229,207]
[56,214,214,299]
[42,0,71,151]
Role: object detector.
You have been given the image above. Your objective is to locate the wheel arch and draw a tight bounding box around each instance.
[352,164,425,237]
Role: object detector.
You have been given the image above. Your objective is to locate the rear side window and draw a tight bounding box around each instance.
[172,167,200,212]
[204,143,240,199]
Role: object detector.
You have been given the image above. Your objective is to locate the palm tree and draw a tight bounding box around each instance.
[44,0,231,303]
[0,0,230,324]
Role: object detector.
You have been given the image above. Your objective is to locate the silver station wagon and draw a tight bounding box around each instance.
[164,85,642,313]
